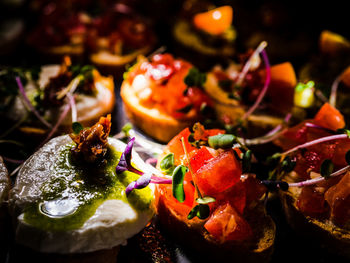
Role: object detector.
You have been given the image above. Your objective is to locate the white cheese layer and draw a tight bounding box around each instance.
[10,137,154,254]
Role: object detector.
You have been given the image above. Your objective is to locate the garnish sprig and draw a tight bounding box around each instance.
[180,137,215,220]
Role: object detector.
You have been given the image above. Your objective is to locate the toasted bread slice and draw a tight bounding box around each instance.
[155,190,275,262]
[120,81,195,143]
[280,174,350,258]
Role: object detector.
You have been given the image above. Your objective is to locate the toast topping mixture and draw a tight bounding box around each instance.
[125,54,213,120]
[152,123,266,243]
[270,103,350,227]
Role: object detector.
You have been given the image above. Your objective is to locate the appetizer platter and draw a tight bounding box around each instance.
[1,1,350,263]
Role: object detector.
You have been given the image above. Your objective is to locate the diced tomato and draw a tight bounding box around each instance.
[155,179,196,218]
[216,181,246,214]
[193,149,241,196]
[186,87,213,109]
[243,175,266,205]
[167,128,197,164]
[152,53,175,65]
[332,139,350,167]
[204,203,253,243]
[297,186,328,217]
[313,103,345,131]
[293,141,337,180]
[324,172,350,226]
[189,147,214,173]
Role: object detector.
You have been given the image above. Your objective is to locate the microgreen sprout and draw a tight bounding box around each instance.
[184,67,207,88]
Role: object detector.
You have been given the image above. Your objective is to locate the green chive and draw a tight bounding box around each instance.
[172,165,188,203]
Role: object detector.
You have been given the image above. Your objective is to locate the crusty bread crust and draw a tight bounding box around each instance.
[155,188,275,262]
[280,189,350,258]
[120,81,195,143]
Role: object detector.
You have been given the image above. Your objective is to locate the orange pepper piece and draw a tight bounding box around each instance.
[193,6,233,35]
[313,103,345,131]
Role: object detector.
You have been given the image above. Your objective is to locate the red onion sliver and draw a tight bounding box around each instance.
[16,77,52,129]
[289,165,350,188]
[242,48,271,120]
[67,93,77,123]
[282,134,348,156]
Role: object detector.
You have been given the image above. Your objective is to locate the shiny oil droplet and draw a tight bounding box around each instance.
[40,198,79,218]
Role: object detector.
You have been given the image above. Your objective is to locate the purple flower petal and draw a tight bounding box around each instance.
[116,137,143,175]
[125,173,152,196]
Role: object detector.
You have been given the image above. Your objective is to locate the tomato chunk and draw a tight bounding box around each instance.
[193,149,241,196]
[167,128,197,164]
[325,172,350,226]
[189,147,214,173]
[297,186,328,217]
[204,203,252,243]
[313,103,345,131]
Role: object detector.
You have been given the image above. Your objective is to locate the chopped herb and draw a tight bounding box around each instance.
[172,165,188,203]
[184,67,206,87]
[72,122,84,134]
[160,153,175,175]
[320,159,334,179]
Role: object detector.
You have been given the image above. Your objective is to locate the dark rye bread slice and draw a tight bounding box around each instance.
[280,174,350,258]
[156,192,275,263]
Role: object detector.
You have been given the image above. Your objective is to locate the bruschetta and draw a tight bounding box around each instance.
[120,53,214,143]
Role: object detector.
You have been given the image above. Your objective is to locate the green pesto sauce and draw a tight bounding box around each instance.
[23,143,153,232]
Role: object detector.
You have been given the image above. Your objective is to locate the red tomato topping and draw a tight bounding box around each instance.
[297,186,328,217]
[313,103,345,131]
[193,149,241,196]
[204,203,253,243]
[325,172,350,226]
[189,147,214,173]
[166,128,197,165]
[128,53,213,119]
